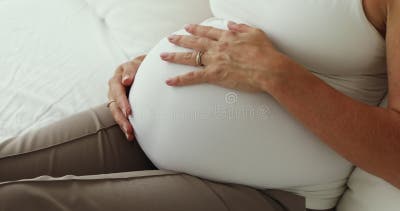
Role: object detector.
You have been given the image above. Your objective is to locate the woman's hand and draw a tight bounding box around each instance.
[161,22,290,92]
[108,55,146,141]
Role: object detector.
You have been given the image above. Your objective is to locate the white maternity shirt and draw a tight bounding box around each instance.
[129,0,387,209]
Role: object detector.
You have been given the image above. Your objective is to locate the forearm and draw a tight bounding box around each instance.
[263,55,400,188]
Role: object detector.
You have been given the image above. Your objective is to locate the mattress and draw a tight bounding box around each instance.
[0,0,212,141]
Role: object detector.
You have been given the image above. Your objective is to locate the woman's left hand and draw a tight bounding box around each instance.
[161,22,290,92]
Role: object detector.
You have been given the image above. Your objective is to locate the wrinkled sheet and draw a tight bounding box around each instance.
[0,0,212,141]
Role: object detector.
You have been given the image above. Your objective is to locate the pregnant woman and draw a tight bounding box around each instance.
[0,0,399,210]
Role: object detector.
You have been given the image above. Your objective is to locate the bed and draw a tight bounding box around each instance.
[0,0,212,141]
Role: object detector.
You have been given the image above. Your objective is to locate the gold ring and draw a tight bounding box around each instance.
[195,51,204,66]
[107,100,117,108]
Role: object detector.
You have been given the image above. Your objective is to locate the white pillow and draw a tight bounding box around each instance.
[337,96,400,211]
[84,0,212,59]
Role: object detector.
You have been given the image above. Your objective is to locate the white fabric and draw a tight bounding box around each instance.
[0,0,212,141]
[338,169,400,211]
[85,0,212,59]
[338,97,400,211]
[129,0,387,209]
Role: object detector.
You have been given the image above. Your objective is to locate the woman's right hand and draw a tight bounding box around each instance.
[108,55,146,141]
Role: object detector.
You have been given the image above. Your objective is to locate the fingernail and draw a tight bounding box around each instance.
[122,75,129,83]
[122,109,128,117]
[184,24,193,31]
[166,78,176,86]
[228,21,238,29]
[168,35,178,41]
[160,52,169,59]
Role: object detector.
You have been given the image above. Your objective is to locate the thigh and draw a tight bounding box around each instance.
[0,170,305,211]
[0,103,156,183]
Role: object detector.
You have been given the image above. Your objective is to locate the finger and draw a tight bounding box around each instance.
[109,76,132,117]
[160,51,211,66]
[115,84,132,116]
[168,35,215,51]
[109,103,135,141]
[160,51,197,66]
[122,55,146,86]
[166,69,207,86]
[227,21,253,33]
[184,24,224,40]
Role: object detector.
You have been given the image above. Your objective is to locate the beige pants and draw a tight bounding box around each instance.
[0,104,329,211]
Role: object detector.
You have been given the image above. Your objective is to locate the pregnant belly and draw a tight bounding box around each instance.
[129,18,353,189]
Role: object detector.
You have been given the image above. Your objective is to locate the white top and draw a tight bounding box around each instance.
[338,168,400,211]
[129,0,388,209]
[337,97,400,211]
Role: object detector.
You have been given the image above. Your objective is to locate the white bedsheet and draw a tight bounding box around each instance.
[0,0,212,141]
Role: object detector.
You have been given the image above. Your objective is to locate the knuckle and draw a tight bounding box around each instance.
[123,66,134,76]
[199,25,210,34]
[175,76,182,85]
[121,69,130,77]
[204,26,212,32]
[192,25,200,33]
[206,71,218,82]
[203,27,212,36]
[175,35,183,43]
[216,42,229,52]
[198,38,207,46]
[215,65,226,80]
[214,53,228,62]
[208,65,227,81]
[187,37,198,46]
[116,90,127,99]
[186,71,196,79]
[185,52,194,60]
[238,24,248,29]
[169,53,176,60]
[222,31,235,38]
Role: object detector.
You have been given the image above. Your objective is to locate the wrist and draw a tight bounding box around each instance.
[256,53,296,94]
